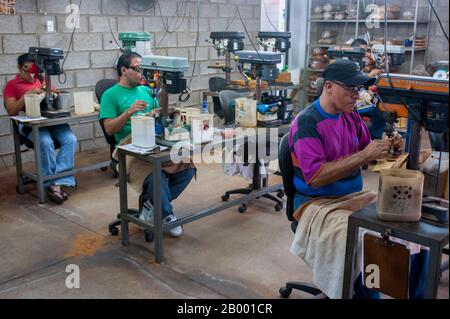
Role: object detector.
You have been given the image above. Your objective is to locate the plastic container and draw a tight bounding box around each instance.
[201,100,209,114]
[74,91,94,114]
[190,113,214,145]
[131,115,156,148]
[178,107,201,126]
[55,91,73,111]
[24,93,45,118]
[234,97,257,127]
[377,169,424,222]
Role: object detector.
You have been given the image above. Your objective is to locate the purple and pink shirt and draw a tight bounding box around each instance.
[288,99,371,197]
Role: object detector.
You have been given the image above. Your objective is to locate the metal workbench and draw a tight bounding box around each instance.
[118,124,291,263]
[342,203,449,299]
[11,112,110,203]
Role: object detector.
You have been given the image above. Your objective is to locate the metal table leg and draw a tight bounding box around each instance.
[425,243,443,299]
[342,217,359,299]
[153,160,164,263]
[32,126,46,203]
[12,121,25,194]
[119,151,129,246]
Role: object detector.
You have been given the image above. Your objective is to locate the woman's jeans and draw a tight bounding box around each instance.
[21,124,77,188]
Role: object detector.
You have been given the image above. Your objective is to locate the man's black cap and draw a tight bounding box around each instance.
[323,59,376,86]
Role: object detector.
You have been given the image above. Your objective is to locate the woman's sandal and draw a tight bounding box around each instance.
[47,188,64,204]
[61,190,69,201]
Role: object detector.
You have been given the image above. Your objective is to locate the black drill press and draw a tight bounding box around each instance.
[28,47,70,118]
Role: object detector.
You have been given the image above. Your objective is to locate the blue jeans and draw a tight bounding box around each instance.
[142,167,195,219]
[21,124,77,188]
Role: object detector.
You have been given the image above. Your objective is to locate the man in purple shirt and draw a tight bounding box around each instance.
[289,59,390,209]
[289,60,427,299]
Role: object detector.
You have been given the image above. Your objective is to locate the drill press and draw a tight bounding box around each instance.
[140,55,190,143]
[118,32,152,55]
[374,73,449,222]
[256,31,292,84]
[207,32,245,86]
[28,47,70,118]
[233,50,284,127]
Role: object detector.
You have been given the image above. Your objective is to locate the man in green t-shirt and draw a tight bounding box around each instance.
[100,52,194,238]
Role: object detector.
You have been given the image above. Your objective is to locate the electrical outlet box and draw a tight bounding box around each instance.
[47,20,54,32]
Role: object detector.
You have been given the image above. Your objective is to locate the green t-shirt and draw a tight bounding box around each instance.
[99,84,157,144]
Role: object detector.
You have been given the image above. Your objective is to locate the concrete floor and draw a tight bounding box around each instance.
[0,147,448,299]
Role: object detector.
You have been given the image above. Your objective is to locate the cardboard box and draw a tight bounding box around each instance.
[424,169,449,198]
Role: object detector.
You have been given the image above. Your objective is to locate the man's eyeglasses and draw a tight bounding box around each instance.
[331,81,364,94]
[128,66,142,73]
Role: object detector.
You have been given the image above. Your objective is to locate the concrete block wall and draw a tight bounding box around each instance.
[0,0,261,168]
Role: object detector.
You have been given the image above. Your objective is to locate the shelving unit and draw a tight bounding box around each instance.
[301,0,433,105]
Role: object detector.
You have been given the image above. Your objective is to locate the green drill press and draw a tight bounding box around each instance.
[118,32,152,55]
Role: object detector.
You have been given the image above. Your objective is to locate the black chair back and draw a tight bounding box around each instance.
[278,134,296,222]
[218,90,248,125]
[209,77,227,120]
[95,79,118,103]
[95,79,118,150]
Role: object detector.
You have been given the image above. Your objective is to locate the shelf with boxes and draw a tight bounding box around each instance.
[301,0,433,104]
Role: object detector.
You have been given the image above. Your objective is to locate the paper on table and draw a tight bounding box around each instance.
[10,115,47,122]
[116,143,169,155]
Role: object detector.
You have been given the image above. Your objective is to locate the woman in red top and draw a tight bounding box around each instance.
[3,54,77,204]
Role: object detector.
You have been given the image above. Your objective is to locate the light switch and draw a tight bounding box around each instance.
[47,20,54,32]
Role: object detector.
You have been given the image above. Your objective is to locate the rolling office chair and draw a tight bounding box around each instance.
[277,134,325,298]
[218,90,284,213]
[95,79,119,178]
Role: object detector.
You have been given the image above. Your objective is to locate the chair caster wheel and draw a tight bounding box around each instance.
[238,204,247,213]
[275,203,283,212]
[144,229,154,242]
[277,191,284,198]
[109,226,119,236]
[279,287,292,298]
[221,194,229,201]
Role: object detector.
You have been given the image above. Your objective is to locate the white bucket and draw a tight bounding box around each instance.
[24,93,44,118]
[132,115,156,148]
[74,91,94,114]
[190,114,214,145]
[377,168,424,222]
[235,97,257,127]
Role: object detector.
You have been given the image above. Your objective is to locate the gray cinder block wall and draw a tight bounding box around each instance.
[0,0,261,168]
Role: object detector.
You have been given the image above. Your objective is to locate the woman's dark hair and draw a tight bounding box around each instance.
[117,52,142,77]
[17,53,35,67]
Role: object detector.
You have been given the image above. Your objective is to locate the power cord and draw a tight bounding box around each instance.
[262,0,278,32]
[427,0,449,42]
[59,0,83,84]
